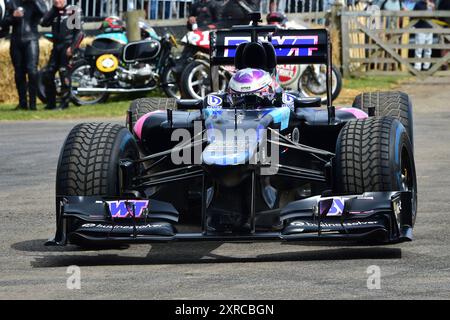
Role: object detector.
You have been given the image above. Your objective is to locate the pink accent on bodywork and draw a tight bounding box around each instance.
[133,111,163,140]
[338,107,368,119]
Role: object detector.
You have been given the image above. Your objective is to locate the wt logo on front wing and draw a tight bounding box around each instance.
[107,200,149,218]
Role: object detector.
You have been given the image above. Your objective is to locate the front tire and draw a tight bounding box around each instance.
[335,117,417,230]
[56,123,139,246]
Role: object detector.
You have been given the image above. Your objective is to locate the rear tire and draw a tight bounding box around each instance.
[352,91,413,145]
[335,117,417,230]
[127,97,177,129]
[56,123,139,247]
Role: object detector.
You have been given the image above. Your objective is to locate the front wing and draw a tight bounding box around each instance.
[46,191,413,246]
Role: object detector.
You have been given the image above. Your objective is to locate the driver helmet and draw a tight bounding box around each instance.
[228,68,279,106]
[101,16,125,33]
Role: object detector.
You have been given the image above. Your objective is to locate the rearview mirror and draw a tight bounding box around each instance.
[294,97,322,109]
[123,40,160,63]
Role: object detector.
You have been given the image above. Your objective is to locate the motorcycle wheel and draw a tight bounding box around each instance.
[180,60,227,99]
[70,61,109,106]
[36,70,63,104]
[161,66,181,99]
[297,64,342,105]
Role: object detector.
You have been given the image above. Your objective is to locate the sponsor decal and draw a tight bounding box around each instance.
[282,92,296,105]
[224,35,319,58]
[81,223,163,229]
[207,94,222,107]
[291,220,379,228]
[282,92,296,110]
[106,200,149,218]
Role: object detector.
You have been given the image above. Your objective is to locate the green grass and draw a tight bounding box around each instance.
[0,100,131,121]
[343,75,411,90]
[0,91,165,121]
[335,75,412,105]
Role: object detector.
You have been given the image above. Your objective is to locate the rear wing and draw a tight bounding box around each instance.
[209,25,335,115]
[210,27,330,66]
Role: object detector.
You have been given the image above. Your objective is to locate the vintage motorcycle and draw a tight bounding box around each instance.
[37,19,180,105]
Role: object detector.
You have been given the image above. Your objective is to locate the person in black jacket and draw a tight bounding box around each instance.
[41,0,84,110]
[2,0,47,110]
[220,0,260,28]
[188,0,220,29]
[0,0,9,37]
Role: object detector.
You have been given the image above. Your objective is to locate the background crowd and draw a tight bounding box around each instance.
[0,0,448,111]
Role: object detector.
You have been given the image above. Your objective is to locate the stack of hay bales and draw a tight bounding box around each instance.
[0,37,92,104]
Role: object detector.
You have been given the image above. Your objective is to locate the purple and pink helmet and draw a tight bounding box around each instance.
[228,68,280,105]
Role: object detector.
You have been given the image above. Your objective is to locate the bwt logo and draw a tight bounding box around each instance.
[107,200,149,218]
[224,36,319,58]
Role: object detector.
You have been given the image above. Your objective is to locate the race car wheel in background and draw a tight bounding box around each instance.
[352,91,413,146]
[127,97,177,130]
[335,117,417,230]
[56,123,139,246]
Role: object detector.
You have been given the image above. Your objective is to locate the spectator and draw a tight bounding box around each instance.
[2,0,47,111]
[0,0,10,38]
[403,0,417,10]
[380,0,405,28]
[188,0,220,29]
[413,0,435,71]
[221,0,260,27]
[41,0,84,110]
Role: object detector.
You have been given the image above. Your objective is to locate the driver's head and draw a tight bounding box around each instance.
[228,68,278,107]
[53,0,66,9]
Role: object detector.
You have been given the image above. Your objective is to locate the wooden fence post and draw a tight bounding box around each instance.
[341,12,350,78]
[126,10,146,42]
[329,3,343,68]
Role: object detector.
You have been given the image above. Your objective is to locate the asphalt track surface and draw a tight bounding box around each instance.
[0,78,449,299]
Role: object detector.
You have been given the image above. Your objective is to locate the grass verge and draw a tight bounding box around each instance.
[334,75,412,105]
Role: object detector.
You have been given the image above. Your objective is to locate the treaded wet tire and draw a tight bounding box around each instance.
[352,91,413,145]
[335,117,417,229]
[127,97,177,129]
[56,122,139,197]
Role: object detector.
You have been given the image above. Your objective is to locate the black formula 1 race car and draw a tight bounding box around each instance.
[47,20,417,247]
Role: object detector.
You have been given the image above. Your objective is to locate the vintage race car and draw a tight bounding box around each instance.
[47,20,417,247]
